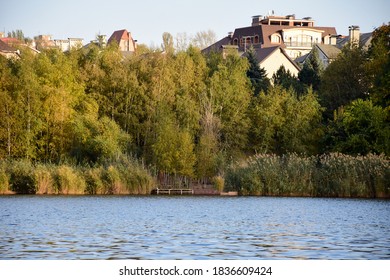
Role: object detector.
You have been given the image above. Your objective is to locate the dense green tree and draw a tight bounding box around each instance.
[272,65,303,94]
[298,47,323,91]
[367,23,390,109]
[71,98,131,163]
[249,86,323,154]
[35,49,84,162]
[151,110,196,177]
[171,50,204,132]
[208,54,251,157]
[325,99,390,155]
[245,46,270,95]
[10,50,42,160]
[0,56,16,158]
[319,45,370,119]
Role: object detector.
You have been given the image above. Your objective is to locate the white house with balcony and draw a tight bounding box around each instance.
[204,13,338,60]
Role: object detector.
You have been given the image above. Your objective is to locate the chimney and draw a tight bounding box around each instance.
[349,25,360,47]
[252,15,262,26]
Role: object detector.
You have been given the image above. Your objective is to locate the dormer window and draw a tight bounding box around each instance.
[233,38,239,45]
[271,34,281,44]
[254,35,260,44]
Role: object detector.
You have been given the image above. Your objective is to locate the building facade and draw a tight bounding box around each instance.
[108,29,137,54]
[205,14,338,60]
[203,13,338,79]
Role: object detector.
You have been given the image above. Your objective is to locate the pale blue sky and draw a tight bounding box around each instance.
[1,0,389,46]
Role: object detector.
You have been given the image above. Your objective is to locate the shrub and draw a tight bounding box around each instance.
[34,164,55,194]
[212,175,225,192]
[8,160,35,194]
[84,167,105,195]
[0,161,10,194]
[101,165,123,194]
[54,165,86,195]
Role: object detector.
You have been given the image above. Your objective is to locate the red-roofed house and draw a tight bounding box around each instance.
[0,39,20,59]
[0,37,22,45]
[204,13,338,60]
[203,13,338,80]
[108,29,137,54]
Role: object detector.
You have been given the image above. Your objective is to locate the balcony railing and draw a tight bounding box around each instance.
[284,42,314,48]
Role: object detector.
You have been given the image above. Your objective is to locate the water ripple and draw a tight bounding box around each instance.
[0,196,389,259]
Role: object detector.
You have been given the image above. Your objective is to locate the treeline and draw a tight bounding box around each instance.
[0,25,389,195]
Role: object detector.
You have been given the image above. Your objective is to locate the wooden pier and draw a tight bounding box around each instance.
[152,188,194,195]
[151,187,238,196]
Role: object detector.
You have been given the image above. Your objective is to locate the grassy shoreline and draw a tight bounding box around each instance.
[1,153,389,198]
[0,157,155,195]
[226,153,390,198]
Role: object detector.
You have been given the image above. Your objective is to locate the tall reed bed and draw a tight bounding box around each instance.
[0,157,155,195]
[0,160,11,194]
[226,153,390,198]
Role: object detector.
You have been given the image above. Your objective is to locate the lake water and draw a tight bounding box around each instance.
[0,196,389,260]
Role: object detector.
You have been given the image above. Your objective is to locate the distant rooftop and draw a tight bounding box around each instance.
[251,13,315,27]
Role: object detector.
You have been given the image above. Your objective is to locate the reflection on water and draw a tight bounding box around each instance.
[0,196,389,259]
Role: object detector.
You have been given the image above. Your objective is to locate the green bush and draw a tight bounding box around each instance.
[8,160,35,194]
[212,175,225,193]
[34,164,55,194]
[101,165,123,194]
[84,167,105,195]
[0,161,10,194]
[54,165,86,195]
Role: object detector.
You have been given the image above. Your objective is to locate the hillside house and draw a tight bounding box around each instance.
[34,35,83,52]
[297,25,373,69]
[54,38,83,52]
[295,43,341,69]
[204,13,337,59]
[204,13,337,78]
[0,39,20,59]
[337,25,373,50]
[108,29,137,55]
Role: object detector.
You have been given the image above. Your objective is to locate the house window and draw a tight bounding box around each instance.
[254,35,259,44]
[246,37,252,45]
[233,38,238,45]
[271,34,281,44]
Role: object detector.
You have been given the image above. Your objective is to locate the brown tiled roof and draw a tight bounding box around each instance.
[233,25,285,49]
[202,36,232,53]
[108,29,129,44]
[0,39,17,52]
[315,43,341,59]
[252,46,300,71]
[203,20,338,60]
[253,46,280,62]
[0,37,21,45]
[337,32,373,49]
